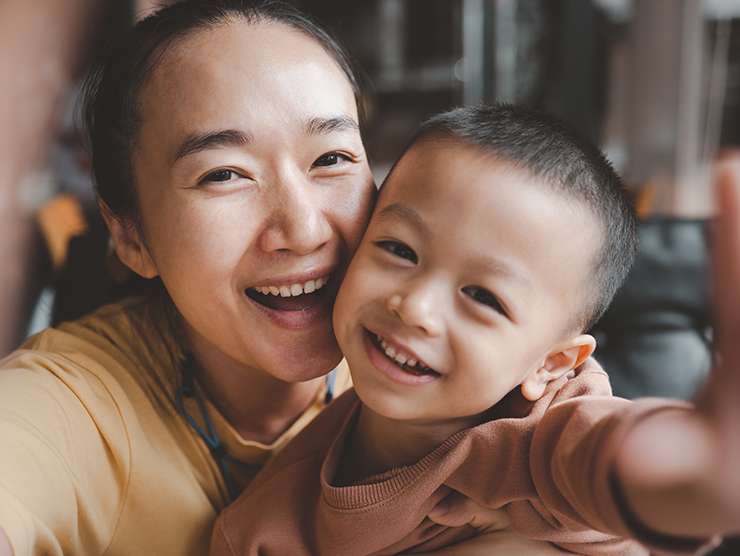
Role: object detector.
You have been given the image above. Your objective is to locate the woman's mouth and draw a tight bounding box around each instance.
[372,334,440,377]
[246,274,331,311]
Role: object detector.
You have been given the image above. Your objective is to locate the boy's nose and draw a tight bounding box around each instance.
[387,284,444,337]
[258,173,333,255]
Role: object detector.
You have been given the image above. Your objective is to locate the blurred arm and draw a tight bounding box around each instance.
[614,153,740,540]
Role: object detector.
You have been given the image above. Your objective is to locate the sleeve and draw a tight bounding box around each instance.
[525,391,713,556]
[209,522,237,556]
[0,350,129,556]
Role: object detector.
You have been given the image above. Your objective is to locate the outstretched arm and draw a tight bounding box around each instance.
[614,153,740,540]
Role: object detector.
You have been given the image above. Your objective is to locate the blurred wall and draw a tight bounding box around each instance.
[0,0,104,357]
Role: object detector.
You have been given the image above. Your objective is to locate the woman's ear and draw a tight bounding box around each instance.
[520,334,597,401]
[99,199,159,279]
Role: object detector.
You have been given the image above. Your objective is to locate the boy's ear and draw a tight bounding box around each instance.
[520,334,596,402]
[99,199,159,279]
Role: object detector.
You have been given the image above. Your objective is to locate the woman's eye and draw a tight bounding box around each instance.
[378,241,418,264]
[312,152,348,168]
[201,169,239,183]
[462,286,505,315]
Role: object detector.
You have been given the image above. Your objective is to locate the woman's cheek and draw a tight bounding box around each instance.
[340,178,378,256]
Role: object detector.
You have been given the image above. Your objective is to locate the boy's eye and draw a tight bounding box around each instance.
[201,169,240,183]
[462,286,505,315]
[378,241,418,264]
[312,152,348,168]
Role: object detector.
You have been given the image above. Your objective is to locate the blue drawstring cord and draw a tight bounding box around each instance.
[325,366,337,404]
[175,385,261,502]
[175,366,337,501]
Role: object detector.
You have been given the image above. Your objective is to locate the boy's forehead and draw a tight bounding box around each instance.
[380,140,536,202]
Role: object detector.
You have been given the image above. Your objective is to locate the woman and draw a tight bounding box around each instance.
[0,1,584,555]
[0,2,371,554]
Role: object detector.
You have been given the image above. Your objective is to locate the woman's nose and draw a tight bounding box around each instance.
[259,174,333,255]
[387,282,444,337]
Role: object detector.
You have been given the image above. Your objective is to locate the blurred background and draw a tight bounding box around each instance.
[1,0,739,403]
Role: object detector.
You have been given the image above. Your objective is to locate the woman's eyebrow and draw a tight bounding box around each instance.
[305,115,359,136]
[171,129,252,165]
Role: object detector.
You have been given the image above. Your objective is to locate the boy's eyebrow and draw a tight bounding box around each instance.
[374,203,430,237]
[305,115,360,135]
[476,258,536,302]
[172,129,252,165]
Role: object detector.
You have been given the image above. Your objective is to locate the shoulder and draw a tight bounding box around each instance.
[1,294,182,425]
[15,295,169,358]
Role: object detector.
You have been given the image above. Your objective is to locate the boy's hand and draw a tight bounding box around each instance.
[428,490,511,533]
[425,491,568,554]
[615,152,740,539]
[416,532,570,555]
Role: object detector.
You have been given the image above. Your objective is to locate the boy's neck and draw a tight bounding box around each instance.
[333,403,502,487]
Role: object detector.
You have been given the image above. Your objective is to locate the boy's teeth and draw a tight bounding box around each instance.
[254,275,329,298]
[377,335,427,370]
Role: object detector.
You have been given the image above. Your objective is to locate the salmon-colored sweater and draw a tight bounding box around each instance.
[210,359,708,556]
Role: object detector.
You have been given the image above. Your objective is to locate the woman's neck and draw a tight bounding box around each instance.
[186,337,324,445]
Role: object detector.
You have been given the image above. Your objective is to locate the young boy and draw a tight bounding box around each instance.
[209,103,733,556]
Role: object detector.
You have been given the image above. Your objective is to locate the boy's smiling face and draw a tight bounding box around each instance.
[333,141,599,431]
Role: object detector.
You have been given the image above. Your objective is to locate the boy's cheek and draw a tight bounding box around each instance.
[333,264,378,334]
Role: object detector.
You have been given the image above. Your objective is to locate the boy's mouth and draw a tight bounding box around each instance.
[246,274,330,311]
[373,334,440,377]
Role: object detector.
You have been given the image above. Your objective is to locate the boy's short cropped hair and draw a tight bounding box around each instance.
[384,101,638,333]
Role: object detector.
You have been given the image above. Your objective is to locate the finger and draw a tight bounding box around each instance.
[712,155,740,356]
[699,155,740,417]
[428,491,510,532]
[705,155,740,499]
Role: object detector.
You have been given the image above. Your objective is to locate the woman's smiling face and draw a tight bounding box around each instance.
[122,20,376,383]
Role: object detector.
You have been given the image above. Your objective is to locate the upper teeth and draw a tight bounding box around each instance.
[254,275,329,297]
[377,335,427,370]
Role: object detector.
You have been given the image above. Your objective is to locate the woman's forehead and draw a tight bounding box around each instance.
[154,20,329,76]
[134,19,360,164]
[143,20,350,106]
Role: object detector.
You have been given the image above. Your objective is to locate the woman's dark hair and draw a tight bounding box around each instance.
[82,0,366,229]
[384,102,639,332]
